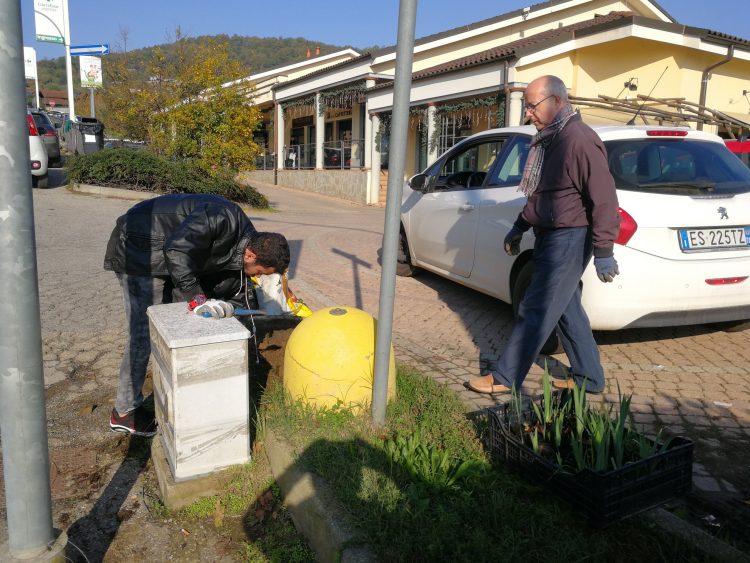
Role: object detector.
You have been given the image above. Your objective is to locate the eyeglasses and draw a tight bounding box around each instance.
[525,95,554,113]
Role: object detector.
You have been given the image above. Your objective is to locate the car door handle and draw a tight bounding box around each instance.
[459,203,475,212]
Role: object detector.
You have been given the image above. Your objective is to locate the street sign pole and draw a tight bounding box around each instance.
[90,87,95,118]
[62,0,75,119]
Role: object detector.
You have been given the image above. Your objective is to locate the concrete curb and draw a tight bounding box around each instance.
[263,428,378,563]
[68,182,159,201]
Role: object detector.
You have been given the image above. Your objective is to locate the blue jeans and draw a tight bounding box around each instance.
[115,273,173,414]
[490,227,605,392]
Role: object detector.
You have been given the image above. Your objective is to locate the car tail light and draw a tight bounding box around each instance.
[31,160,41,170]
[646,130,688,137]
[27,114,39,136]
[615,207,637,245]
[705,276,747,285]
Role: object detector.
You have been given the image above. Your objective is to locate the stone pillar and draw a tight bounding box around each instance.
[148,303,252,481]
[426,104,438,166]
[508,89,525,127]
[276,102,285,170]
[316,92,325,170]
[369,113,382,204]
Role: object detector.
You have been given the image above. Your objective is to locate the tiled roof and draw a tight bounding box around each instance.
[409,11,635,83]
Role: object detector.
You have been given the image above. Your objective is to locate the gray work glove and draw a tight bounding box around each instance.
[504,226,523,256]
[594,256,619,283]
[194,299,235,318]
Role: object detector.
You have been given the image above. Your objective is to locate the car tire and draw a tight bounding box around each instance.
[511,261,562,355]
[396,230,418,277]
[32,174,48,189]
[713,320,750,333]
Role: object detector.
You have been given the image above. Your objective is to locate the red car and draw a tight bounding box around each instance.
[725,138,750,168]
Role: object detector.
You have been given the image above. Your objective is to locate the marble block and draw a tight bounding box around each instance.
[148,302,252,481]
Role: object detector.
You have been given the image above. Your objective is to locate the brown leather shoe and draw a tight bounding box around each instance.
[552,378,576,391]
[466,374,511,394]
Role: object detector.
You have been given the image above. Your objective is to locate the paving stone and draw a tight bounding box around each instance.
[693,476,722,493]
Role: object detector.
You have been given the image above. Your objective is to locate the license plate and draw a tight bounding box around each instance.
[679,227,750,251]
[84,134,96,143]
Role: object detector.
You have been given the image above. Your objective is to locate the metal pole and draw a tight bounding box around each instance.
[90,87,95,118]
[62,0,75,120]
[371,0,417,426]
[35,77,40,109]
[0,1,65,560]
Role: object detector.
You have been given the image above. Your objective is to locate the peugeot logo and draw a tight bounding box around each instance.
[717,207,729,220]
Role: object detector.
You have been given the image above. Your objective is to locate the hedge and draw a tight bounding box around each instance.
[67,149,269,208]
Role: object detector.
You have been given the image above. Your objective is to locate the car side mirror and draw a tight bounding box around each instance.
[408,173,428,193]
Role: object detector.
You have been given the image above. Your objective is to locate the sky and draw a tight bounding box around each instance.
[20,0,750,61]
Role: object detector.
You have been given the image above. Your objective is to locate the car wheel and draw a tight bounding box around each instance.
[396,230,418,277]
[32,174,48,189]
[511,261,562,355]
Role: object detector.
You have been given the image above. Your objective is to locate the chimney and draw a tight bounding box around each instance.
[315,46,320,56]
[306,48,311,58]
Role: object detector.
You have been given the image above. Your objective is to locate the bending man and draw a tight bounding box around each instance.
[104,193,290,436]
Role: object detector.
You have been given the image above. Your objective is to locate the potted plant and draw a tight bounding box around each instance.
[486,369,693,527]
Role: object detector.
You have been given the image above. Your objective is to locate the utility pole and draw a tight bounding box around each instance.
[0,1,67,560]
[372,0,418,425]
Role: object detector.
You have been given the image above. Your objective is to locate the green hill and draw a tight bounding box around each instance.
[34,35,371,93]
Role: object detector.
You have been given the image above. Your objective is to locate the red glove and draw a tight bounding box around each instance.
[187,294,208,312]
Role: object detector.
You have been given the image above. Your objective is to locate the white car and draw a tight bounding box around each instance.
[28,110,49,188]
[399,125,750,343]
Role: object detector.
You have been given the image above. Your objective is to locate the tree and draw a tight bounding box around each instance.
[101,32,262,174]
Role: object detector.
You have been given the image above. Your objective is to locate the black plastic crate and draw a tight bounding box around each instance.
[486,403,693,527]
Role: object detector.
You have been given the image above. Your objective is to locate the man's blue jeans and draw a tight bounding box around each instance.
[491,226,605,392]
[115,273,173,415]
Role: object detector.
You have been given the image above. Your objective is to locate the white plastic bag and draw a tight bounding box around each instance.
[254,273,290,315]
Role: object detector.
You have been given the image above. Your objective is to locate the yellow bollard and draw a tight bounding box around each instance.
[283,306,396,412]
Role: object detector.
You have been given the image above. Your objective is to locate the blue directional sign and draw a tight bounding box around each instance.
[70,44,110,56]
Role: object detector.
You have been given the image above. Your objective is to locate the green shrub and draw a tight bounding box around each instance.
[67,149,269,208]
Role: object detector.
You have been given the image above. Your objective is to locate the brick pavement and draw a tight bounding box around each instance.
[33,181,750,523]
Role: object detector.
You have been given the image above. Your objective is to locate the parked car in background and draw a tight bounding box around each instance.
[27,109,48,188]
[725,137,750,169]
[29,109,61,167]
[399,124,750,349]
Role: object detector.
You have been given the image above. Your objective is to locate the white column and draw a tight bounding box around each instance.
[276,102,285,170]
[315,93,325,170]
[364,79,375,169]
[508,90,525,127]
[369,113,381,204]
[426,104,438,166]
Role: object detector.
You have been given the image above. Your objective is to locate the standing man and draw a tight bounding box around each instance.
[467,75,620,395]
[104,193,290,436]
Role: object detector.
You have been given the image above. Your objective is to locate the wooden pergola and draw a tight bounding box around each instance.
[570,94,750,139]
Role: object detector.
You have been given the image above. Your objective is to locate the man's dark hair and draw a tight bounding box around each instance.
[248,232,290,273]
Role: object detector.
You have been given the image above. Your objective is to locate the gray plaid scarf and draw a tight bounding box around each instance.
[519,105,577,197]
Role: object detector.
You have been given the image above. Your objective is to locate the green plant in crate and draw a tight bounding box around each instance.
[507,367,676,474]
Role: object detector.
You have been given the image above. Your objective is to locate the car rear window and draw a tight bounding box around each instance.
[605,139,750,195]
[31,112,54,131]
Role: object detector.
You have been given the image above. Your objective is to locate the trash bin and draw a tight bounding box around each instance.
[67,116,105,155]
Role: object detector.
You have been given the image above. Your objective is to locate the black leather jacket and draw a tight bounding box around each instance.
[104,194,256,300]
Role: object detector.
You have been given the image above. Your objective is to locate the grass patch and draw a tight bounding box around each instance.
[260,366,722,562]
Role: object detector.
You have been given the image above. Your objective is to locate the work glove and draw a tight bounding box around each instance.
[194,299,235,318]
[504,226,523,256]
[594,256,619,283]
